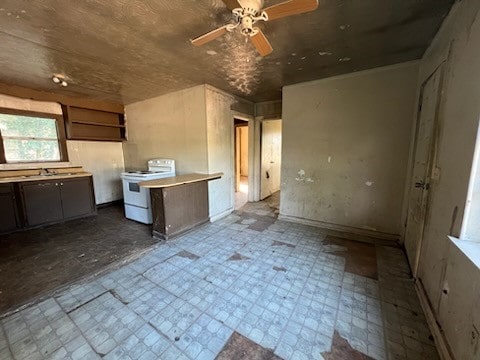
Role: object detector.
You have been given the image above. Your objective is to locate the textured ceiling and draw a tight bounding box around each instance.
[0,0,453,104]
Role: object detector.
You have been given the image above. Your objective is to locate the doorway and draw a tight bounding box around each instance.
[260,120,282,207]
[234,119,249,209]
[404,65,443,276]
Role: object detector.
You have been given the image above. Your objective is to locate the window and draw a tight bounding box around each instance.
[461,118,480,242]
[0,108,67,163]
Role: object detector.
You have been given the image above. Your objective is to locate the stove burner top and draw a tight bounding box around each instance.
[127,171,166,174]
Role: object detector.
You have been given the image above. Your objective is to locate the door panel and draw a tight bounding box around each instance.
[0,184,18,233]
[235,126,241,192]
[61,178,95,219]
[404,67,443,273]
[22,182,63,226]
[261,120,282,200]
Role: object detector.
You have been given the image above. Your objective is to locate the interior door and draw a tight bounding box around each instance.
[404,67,443,274]
[235,126,241,192]
[260,120,282,200]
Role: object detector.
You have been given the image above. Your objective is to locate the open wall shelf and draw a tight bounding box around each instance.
[63,105,126,142]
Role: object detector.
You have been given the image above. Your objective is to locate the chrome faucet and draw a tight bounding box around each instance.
[39,168,57,176]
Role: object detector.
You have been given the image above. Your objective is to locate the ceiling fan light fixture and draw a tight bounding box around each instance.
[52,74,68,87]
[191,0,319,56]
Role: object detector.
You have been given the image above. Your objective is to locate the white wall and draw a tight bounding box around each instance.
[205,87,235,220]
[123,85,208,173]
[67,141,124,205]
[410,0,480,358]
[280,62,419,238]
[261,120,282,199]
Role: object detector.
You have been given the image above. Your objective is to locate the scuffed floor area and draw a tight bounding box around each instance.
[0,205,157,314]
[234,176,249,210]
[0,200,438,359]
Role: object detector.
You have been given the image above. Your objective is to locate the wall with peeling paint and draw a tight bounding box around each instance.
[410,0,480,358]
[280,62,419,238]
[123,85,209,174]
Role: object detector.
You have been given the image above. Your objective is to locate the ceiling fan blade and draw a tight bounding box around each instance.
[263,0,319,21]
[221,0,242,10]
[250,30,273,57]
[191,26,228,47]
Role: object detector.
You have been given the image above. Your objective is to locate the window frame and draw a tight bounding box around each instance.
[0,107,68,164]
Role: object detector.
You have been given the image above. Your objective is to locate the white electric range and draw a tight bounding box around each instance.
[121,159,176,224]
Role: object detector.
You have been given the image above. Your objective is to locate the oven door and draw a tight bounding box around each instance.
[122,178,151,209]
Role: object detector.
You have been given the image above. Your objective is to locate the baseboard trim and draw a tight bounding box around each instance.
[415,280,454,360]
[96,199,123,209]
[277,214,400,242]
[210,208,234,223]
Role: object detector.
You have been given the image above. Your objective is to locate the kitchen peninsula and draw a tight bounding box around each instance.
[139,173,223,240]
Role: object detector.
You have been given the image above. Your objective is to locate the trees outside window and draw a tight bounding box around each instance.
[0,109,67,163]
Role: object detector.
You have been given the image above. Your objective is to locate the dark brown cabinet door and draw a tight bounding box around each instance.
[0,184,19,233]
[22,182,63,226]
[60,178,95,220]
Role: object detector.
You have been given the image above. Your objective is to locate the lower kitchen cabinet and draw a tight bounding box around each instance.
[60,177,96,220]
[22,181,64,227]
[0,184,20,233]
[19,176,96,228]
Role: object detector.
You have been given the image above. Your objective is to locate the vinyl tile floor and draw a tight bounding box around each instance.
[0,196,439,360]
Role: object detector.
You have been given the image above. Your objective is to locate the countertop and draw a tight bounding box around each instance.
[0,172,93,184]
[139,173,223,189]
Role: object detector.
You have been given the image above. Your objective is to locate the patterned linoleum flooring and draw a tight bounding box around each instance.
[0,199,439,360]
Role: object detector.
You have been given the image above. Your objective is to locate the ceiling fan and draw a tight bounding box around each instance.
[191,0,319,57]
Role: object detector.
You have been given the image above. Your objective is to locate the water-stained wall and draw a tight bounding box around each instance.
[410,0,480,358]
[123,85,209,173]
[280,62,419,238]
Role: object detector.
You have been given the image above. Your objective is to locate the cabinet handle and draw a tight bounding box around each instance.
[55,183,58,186]
[60,183,63,186]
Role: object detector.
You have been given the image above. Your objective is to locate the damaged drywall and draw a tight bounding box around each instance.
[280,62,419,238]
